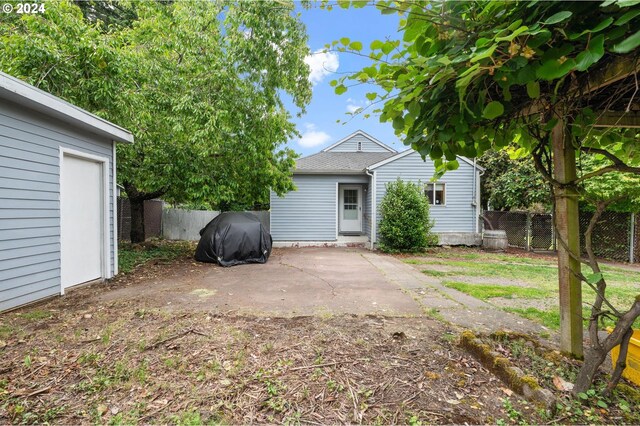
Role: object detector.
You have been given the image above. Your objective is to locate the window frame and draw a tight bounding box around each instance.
[356,141,362,151]
[424,182,446,206]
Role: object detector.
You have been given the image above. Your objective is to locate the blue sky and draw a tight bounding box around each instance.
[284,3,404,156]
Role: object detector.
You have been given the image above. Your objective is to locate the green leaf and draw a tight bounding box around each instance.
[329,80,338,87]
[340,37,350,46]
[496,26,529,42]
[544,11,572,25]
[575,34,605,71]
[445,160,459,171]
[543,118,558,131]
[349,41,363,51]
[483,101,504,119]
[617,0,640,6]
[351,0,368,8]
[615,9,640,26]
[578,392,589,400]
[536,58,576,80]
[370,40,383,50]
[585,272,603,284]
[393,116,405,130]
[437,56,452,66]
[381,41,395,55]
[470,44,497,63]
[475,38,491,48]
[365,92,377,101]
[337,0,350,9]
[526,81,540,99]
[597,400,608,409]
[335,84,347,95]
[612,30,640,53]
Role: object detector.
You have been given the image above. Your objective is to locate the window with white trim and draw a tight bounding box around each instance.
[425,183,445,205]
[357,141,362,151]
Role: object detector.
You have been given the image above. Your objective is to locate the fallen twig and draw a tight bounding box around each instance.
[146,328,207,350]
[290,361,341,371]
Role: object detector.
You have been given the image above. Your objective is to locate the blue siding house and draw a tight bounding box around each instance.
[0,72,133,311]
[270,130,483,248]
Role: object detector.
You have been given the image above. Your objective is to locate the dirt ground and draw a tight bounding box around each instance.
[0,255,539,425]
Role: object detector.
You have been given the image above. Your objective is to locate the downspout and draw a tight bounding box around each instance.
[472,160,485,233]
[365,168,375,250]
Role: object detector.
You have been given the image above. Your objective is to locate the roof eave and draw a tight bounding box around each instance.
[293,169,368,175]
[0,72,134,144]
[367,148,486,172]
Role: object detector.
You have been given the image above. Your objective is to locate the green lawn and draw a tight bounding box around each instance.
[405,250,640,329]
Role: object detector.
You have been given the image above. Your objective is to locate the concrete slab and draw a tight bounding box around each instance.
[166,247,424,316]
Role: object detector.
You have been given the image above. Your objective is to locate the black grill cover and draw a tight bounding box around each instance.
[194,212,272,267]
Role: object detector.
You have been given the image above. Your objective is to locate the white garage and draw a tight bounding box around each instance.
[0,71,133,311]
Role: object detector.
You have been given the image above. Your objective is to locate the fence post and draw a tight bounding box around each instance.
[525,212,531,251]
[631,212,636,264]
[551,212,557,251]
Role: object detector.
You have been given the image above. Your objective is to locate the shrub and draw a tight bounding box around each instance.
[378,179,437,252]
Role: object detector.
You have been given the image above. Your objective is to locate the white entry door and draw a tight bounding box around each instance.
[61,153,104,290]
[339,185,362,233]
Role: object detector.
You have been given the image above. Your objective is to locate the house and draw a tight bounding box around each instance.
[270,130,483,248]
[0,72,133,311]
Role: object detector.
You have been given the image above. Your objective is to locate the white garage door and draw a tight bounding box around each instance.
[61,154,104,290]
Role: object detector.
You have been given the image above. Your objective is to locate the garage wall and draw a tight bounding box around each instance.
[0,99,115,311]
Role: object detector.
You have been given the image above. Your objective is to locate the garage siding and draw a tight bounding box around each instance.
[0,99,115,311]
[374,151,478,237]
[270,174,369,241]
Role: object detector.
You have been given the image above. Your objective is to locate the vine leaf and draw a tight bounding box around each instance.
[612,30,640,53]
[544,11,572,25]
[483,101,504,119]
[575,34,605,71]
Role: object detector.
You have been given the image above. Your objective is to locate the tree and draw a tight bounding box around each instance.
[332,0,640,392]
[0,0,311,242]
[378,179,437,252]
[478,149,549,211]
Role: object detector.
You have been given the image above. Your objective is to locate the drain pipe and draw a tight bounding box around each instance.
[472,159,485,233]
[365,168,375,250]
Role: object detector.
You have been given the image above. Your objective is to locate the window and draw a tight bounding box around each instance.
[425,183,445,205]
[357,141,362,151]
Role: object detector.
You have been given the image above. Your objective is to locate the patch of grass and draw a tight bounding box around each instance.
[503,308,561,330]
[169,410,203,426]
[118,240,194,274]
[0,324,14,339]
[19,310,53,321]
[443,281,549,300]
[409,251,640,315]
[420,269,452,277]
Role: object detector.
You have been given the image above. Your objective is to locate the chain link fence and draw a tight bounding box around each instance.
[482,210,638,263]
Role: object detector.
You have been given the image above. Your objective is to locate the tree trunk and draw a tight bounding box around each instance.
[122,181,166,244]
[552,118,583,358]
[574,347,608,393]
[130,198,146,243]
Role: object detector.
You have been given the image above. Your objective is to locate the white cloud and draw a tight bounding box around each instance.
[304,49,339,85]
[297,123,331,148]
[346,98,371,114]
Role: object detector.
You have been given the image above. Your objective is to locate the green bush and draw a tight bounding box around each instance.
[378,179,437,252]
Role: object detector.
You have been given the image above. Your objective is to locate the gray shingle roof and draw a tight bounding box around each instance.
[295,152,396,173]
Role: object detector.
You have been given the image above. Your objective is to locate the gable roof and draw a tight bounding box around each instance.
[321,130,396,153]
[0,71,133,143]
[367,148,485,172]
[295,151,396,174]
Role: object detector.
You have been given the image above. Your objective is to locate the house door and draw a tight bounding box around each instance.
[61,153,105,291]
[339,185,362,233]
